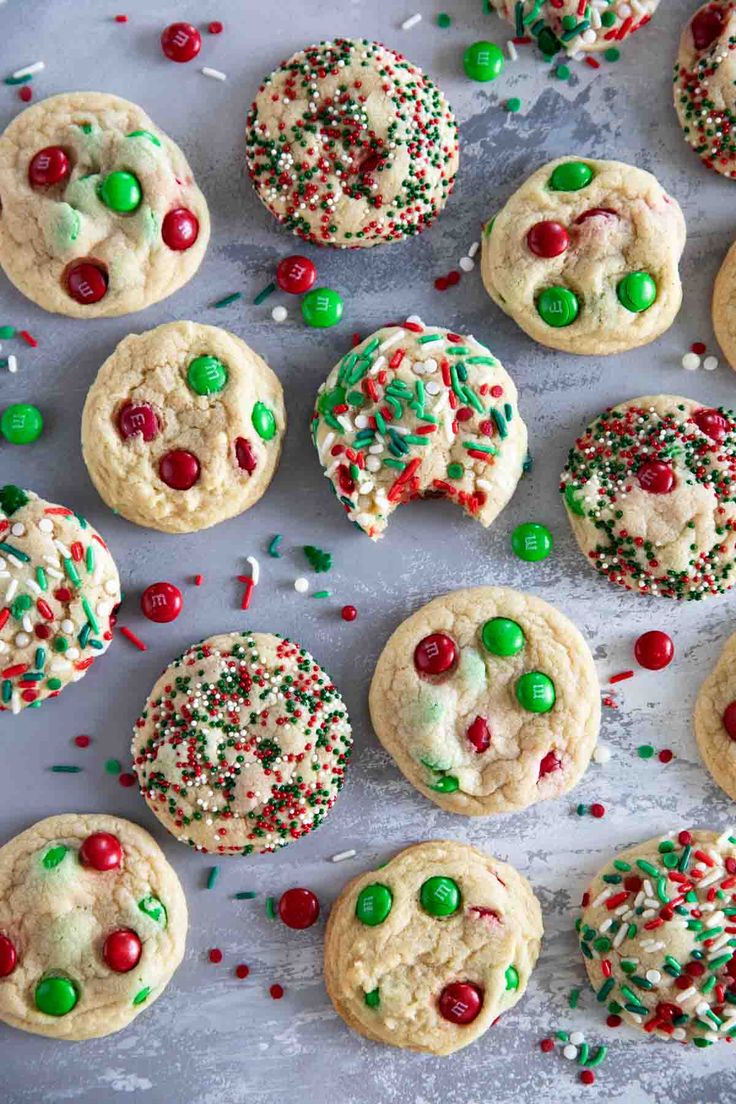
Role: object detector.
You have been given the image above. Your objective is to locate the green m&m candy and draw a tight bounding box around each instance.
[548,161,593,191]
[138,895,167,926]
[420,876,461,917]
[252,401,276,440]
[99,170,142,213]
[302,287,344,328]
[364,988,380,1007]
[564,484,586,516]
[536,287,579,328]
[516,671,556,713]
[505,965,520,990]
[463,41,505,82]
[1,403,44,444]
[35,975,78,1016]
[481,617,525,657]
[429,774,459,793]
[317,385,346,415]
[355,883,393,926]
[617,271,657,313]
[511,522,553,562]
[42,845,68,869]
[187,355,228,395]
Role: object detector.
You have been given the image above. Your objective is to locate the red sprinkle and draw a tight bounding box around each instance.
[540,1037,555,1052]
[119,626,147,652]
[115,13,128,21]
[607,1013,622,1027]
[118,772,136,788]
[18,87,32,102]
[590,802,606,818]
[658,749,674,763]
[341,605,357,622]
[237,575,255,611]
[434,275,449,291]
[235,964,250,979]
[18,330,37,347]
[351,333,362,347]
[74,735,91,748]
[269,983,284,1000]
[609,669,634,684]
[585,56,601,68]
[194,574,203,586]
[208,948,223,964]
[691,341,706,355]
[208,20,223,33]
[580,1071,595,1086]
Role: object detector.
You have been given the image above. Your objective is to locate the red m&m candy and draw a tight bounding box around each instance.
[691,5,724,49]
[118,401,159,442]
[414,633,457,677]
[276,255,317,295]
[467,715,491,753]
[160,22,201,62]
[79,832,123,871]
[634,630,674,671]
[141,581,183,623]
[278,888,320,930]
[66,262,108,305]
[235,437,257,473]
[723,702,736,740]
[526,221,569,258]
[574,207,618,224]
[162,208,199,251]
[0,934,17,977]
[29,146,70,187]
[103,929,142,973]
[438,981,483,1024]
[693,407,729,443]
[636,460,675,495]
[159,449,200,490]
[538,750,561,778]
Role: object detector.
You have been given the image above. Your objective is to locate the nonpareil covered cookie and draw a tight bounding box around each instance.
[81,321,285,534]
[694,631,736,800]
[481,158,685,355]
[580,829,736,1045]
[368,587,599,815]
[0,485,120,713]
[245,39,459,248]
[674,1,736,178]
[560,395,736,599]
[489,0,658,54]
[0,92,209,317]
[132,632,352,855]
[0,813,186,1040]
[324,840,543,1055]
[312,322,527,540]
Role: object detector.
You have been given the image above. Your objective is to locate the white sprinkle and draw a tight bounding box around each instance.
[401,13,422,29]
[592,886,612,908]
[331,849,357,863]
[703,355,719,371]
[14,632,30,647]
[202,66,227,81]
[563,1044,578,1060]
[459,256,475,273]
[645,969,661,984]
[569,1031,584,1046]
[271,305,288,323]
[294,577,309,594]
[682,352,700,371]
[246,556,260,586]
[593,744,611,764]
[378,329,405,353]
[7,355,17,374]
[405,314,423,326]
[507,40,518,62]
[12,61,44,79]
[467,241,479,259]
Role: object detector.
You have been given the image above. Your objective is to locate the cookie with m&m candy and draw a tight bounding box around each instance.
[0,813,186,1040]
[580,828,736,1045]
[368,586,599,815]
[695,631,736,799]
[311,321,527,540]
[674,1,736,178]
[561,395,736,600]
[0,485,120,714]
[245,38,459,248]
[481,157,685,355]
[324,840,542,1054]
[81,321,285,533]
[488,0,659,54]
[0,92,209,317]
[132,632,352,855]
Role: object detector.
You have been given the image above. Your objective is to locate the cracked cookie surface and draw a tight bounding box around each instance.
[368,586,599,815]
[674,1,736,178]
[324,839,543,1055]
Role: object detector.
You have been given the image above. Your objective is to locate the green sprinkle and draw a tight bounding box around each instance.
[462,440,498,455]
[212,292,243,308]
[364,988,380,1007]
[132,987,151,1006]
[82,597,99,635]
[234,891,258,900]
[105,758,122,775]
[42,845,68,869]
[0,326,16,339]
[253,281,276,305]
[4,73,33,86]
[636,859,659,876]
[50,765,82,773]
[637,744,655,759]
[303,545,332,572]
[577,1043,589,1065]
[312,590,332,599]
[266,896,276,919]
[63,558,81,586]
[505,97,522,113]
[585,1045,608,1069]
[437,12,452,27]
[267,534,283,558]
[556,64,571,80]
[604,47,620,62]
[596,978,615,1002]
[568,988,580,1008]
[0,541,30,563]
[207,866,220,890]
[417,333,442,344]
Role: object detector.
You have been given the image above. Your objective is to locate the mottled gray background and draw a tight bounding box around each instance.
[1,0,735,1100]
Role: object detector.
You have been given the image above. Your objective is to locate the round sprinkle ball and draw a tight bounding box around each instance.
[1,403,43,444]
[463,41,504,82]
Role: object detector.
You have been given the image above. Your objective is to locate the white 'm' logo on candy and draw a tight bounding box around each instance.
[128,411,146,429]
[424,641,440,659]
[450,1001,468,1016]
[173,28,190,47]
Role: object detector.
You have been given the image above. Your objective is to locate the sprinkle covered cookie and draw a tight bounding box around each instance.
[560,395,736,600]
[132,632,352,855]
[81,321,285,534]
[245,39,459,248]
[0,485,120,713]
[312,322,527,540]
[0,92,209,317]
[694,631,736,800]
[489,0,658,54]
[324,840,543,1055]
[0,813,186,1041]
[674,1,736,178]
[580,828,736,1045]
[481,157,685,355]
[368,586,599,815]
[712,241,736,370]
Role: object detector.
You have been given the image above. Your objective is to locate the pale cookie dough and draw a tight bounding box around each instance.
[81,321,285,534]
[560,395,736,600]
[489,0,658,54]
[674,1,736,178]
[312,321,527,540]
[245,38,459,248]
[0,813,187,1041]
[324,840,543,1055]
[0,484,120,713]
[481,157,685,355]
[580,828,736,1045]
[368,586,599,815]
[0,91,209,317]
[694,631,736,800]
[132,631,352,855]
[713,242,736,369]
